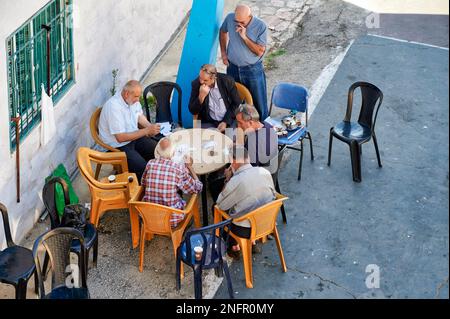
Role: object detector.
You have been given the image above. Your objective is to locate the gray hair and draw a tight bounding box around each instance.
[236,103,260,121]
[200,64,217,78]
[122,80,142,93]
[155,138,174,159]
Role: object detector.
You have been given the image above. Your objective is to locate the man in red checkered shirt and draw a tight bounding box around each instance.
[141,138,203,228]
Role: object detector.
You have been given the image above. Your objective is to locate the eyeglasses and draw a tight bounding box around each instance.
[201,67,217,78]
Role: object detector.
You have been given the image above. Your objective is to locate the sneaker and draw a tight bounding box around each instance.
[227,249,241,260]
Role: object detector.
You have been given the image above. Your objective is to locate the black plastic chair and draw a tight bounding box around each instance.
[270,82,314,181]
[33,227,90,299]
[176,219,234,299]
[0,203,38,299]
[143,81,182,127]
[327,82,383,182]
[271,145,287,224]
[42,177,98,279]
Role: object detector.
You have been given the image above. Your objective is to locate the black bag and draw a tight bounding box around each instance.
[60,204,88,234]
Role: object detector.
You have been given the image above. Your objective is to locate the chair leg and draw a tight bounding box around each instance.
[94,164,102,180]
[240,239,253,289]
[372,133,382,168]
[273,227,287,273]
[90,199,100,227]
[327,129,333,166]
[298,140,304,181]
[175,249,182,290]
[34,268,39,295]
[93,236,99,268]
[15,279,27,299]
[275,178,287,224]
[222,260,234,299]
[350,141,362,183]
[215,263,224,278]
[139,228,146,272]
[193,266,203,299]
[307,132,314,161]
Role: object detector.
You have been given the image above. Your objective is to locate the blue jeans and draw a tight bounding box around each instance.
[227,61,268,121]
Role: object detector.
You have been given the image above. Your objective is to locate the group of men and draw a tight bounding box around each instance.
[97,5,277,257]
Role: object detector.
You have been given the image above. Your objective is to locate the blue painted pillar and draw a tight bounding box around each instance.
[174,0,224,128]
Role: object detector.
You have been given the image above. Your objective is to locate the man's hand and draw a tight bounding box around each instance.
[146,124,160,137]
[199,84,211,103]
[236,24,247,40]
[217,122,227,133]
[221,52,229,66]
[184,154,193,166]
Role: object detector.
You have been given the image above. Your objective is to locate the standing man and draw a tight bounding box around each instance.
[98,80,160,181]
[220,4,269,120]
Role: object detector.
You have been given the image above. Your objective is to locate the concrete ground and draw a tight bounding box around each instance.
[1,0,448,299]
[215,1,449,299]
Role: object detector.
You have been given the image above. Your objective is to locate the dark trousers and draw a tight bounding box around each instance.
[118,136,157,182]
[227,61,268,121]
[228,223,251,248]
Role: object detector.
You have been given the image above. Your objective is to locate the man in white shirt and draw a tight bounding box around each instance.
[98,80,160,181]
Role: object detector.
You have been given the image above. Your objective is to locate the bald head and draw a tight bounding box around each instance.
[156,138,174,159]
[235,4,251,20]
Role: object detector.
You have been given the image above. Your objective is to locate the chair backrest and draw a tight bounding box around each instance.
[0,203,15,248]
[345,82,383,132]
[270,82,309,123]
[89,107,120,152]
[235,193,288,240]
[42,177,70,229]
[235,82,253,105]
[143,81,182,126]
[181,219,232,267]
[76,147,129,192]
[129,186,198,235]
[33,227,87,298]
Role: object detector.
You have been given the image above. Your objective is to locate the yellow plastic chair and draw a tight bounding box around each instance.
[76,147,140,239]
[235,82,253,106]
[128,186,201,273]
[192,82,253,124]
[89,107,120,179]
[214,193,288,288]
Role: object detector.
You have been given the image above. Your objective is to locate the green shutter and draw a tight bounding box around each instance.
[7,0,74,151]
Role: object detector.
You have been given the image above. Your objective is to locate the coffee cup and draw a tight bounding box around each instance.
[194,246,203,261]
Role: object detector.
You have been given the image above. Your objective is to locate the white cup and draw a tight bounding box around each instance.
[194,246,203,261]
[108,175,116,183]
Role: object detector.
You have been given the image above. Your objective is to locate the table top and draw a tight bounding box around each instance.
[155,128,234,175]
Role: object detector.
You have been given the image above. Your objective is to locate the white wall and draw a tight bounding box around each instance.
[0,0,192,248]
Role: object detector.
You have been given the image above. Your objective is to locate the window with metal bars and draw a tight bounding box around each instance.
[6,0,74,151]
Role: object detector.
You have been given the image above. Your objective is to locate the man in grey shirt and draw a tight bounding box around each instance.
[220,4,269,120]
[216,145,276,254]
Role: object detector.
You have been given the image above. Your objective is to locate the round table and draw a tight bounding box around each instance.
[155,128,233,175]
[155,128,234,225]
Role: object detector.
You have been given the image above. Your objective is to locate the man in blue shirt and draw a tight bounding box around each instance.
[98,80,160,181]
[220,4,269,120]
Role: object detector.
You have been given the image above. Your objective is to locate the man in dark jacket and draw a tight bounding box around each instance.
[188,64,242,132]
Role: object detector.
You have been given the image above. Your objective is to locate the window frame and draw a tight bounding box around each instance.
[6,0,75,151]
